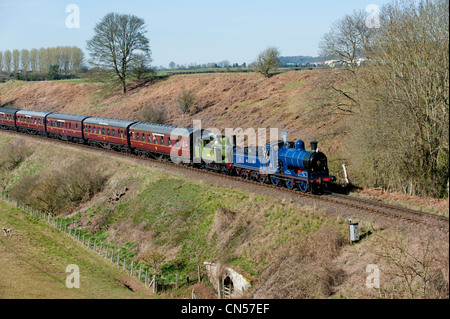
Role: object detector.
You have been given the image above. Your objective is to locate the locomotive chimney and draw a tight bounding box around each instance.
[310,141,318,152]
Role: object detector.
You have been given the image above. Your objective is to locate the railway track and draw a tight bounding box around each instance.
[322,192,449,230]
[2,129,449,231]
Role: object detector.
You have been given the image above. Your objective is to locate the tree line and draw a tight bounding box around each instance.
[318,0,448,198]
[0,46,84,80]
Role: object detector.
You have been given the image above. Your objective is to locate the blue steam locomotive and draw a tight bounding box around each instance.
[231,137,335,193]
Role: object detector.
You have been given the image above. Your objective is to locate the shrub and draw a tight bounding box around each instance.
[9,157,109,216]
[142,106,166,124]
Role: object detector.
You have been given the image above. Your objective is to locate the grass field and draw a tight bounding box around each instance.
[0,200,155,299]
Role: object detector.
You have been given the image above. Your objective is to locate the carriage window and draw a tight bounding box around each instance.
[153,135,158,144]
[160,136,165,146]
[112,129,115,137]
[168,139,172,147]
[89,126,92,133]
[142,133,145,141]
[102,128,105,135]
[93,127,96,134]
[107,128,110,136]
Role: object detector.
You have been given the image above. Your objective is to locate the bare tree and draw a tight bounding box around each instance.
[130,53,153,81]
[87,12,151,93]
[318,10,375,115]
[319,10,373,69]
[20,49,30,73]
[29,48,38,73]
[0,51,3,73]
[253,47,281,78]
[60,46,71,74]
[176,88,196,118]
[12,49,20,73]
[70,46,84,73]
[350,0,449,197]
[3,50,12,74]
[39,47,48,74]
[138,248,166,275]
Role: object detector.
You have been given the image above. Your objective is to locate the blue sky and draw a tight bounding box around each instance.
[0,0,391,68]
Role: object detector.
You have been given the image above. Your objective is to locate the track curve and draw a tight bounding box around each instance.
[1,129,448,232]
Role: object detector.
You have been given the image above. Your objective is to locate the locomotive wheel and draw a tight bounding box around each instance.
[298,181,310,193]
[270,176,280,186]
[249,171,259,181]
[285,180,294,190]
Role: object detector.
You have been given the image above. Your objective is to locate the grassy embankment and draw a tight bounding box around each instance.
[0,199,155,298]
[0,132,357,298]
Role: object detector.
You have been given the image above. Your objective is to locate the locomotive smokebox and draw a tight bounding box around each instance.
[310,141,318,152]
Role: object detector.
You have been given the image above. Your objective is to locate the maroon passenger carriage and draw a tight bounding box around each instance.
[15,110,52,135]
[83,117,137,152]
[129,122,194,162]
[0,107,20,130]
[46,112,89,143]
